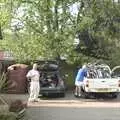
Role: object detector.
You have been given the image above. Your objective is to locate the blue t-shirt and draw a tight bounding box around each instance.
[75,68,87,82]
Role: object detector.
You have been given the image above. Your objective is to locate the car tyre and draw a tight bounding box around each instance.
[111,93,117,99]
[59,93,65,97]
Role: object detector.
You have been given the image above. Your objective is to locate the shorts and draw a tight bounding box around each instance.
[75,81,83,86]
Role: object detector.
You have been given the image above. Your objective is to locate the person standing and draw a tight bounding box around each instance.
[26,63,40,102]
[74,64,87,97]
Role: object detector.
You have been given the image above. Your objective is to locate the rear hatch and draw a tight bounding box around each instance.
[38,62,63,89]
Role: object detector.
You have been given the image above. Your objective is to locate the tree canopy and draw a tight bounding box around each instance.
[0,0,120,66]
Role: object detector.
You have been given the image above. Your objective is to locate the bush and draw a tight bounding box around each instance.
[0,112,17,120]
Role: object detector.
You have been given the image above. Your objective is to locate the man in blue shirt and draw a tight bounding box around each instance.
[75,64,87,97]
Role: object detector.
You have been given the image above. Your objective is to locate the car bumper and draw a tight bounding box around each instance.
[85,88,120,93]
[40,87,65,94]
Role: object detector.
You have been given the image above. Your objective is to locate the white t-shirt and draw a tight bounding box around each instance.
[26,69,40,81]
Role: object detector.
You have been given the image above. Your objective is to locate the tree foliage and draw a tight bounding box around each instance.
[0,0,120,65]
[75,0,120,60]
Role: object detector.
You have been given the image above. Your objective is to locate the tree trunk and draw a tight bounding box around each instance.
[54,0,59,31]
[0,26,3,40]
[46,0,52,33]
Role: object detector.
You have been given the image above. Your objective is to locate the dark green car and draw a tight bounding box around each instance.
[38,61,65,97]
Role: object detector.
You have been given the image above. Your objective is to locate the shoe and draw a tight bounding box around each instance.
[74,93,78,97]
[34,98,40,102]
[75,93,77,95]
[28,99,35,102]
[74,93,77,96]
[78,94,82,97]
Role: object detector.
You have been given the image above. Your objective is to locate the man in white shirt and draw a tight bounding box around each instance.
[26,63,40,102]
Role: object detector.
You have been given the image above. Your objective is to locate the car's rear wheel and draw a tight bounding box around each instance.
[111,93,118,99]
[59,92,65,97]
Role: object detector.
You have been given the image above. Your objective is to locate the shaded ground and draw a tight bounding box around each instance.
[1,92,120,120]
[25,107,120,120]
[1,91,120,104]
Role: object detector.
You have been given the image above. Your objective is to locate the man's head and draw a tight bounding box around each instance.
[82,64,87,69]
[33,63,38,70]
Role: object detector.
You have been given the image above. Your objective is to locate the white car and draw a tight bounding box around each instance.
[82,64,120,98]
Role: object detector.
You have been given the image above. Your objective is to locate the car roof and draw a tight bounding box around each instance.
[38,62,59,72]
